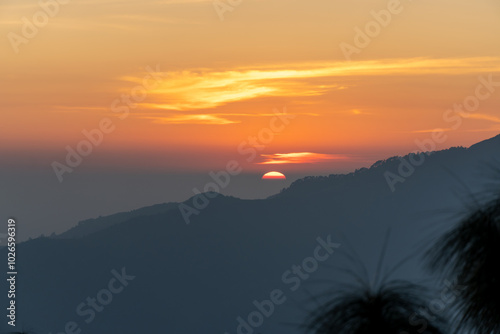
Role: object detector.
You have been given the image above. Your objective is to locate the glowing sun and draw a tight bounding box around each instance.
[262,171,286,180]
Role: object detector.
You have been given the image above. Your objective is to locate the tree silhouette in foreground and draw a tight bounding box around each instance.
[427,193,500,334]
[306,280,446,334]
[307,230,446,334]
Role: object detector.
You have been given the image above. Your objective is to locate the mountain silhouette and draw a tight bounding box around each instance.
[1,134,499,334]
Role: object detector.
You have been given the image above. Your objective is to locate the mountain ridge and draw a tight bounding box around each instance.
[51,134,500,241]
[4,134,497,333]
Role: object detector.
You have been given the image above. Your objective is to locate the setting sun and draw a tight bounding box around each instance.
[262,171,287,180]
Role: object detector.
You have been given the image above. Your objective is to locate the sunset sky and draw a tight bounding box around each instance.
[2,0,500,175]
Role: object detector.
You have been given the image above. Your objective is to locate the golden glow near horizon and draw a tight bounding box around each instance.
[1,0,500,173]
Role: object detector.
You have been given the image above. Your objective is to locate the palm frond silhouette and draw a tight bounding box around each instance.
[306,280,446,334]
[427,192,500,334]
[306,229,446,334]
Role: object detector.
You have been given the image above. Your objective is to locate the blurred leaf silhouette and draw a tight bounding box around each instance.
[427,190,500,334]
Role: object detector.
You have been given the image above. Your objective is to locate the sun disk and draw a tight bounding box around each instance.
[262,171,286,180]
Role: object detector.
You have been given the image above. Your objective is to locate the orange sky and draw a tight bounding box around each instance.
[1,0,500,174]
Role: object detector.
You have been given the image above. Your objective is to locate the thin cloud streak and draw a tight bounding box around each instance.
[459,113,500,123]
[411,128,454,133]
[137,112,317,125]
[257,152,349,165]
[143,115,239,125]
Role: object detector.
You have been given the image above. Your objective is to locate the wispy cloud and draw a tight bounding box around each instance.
[143,114,239,125]
[459,112,500,123]
[122,57,500,111]
[412,114,500,134]
[103,14,199,24]
[137,111,318,125]
[351,109,373,115]
[257,152,348,164]
[411,128,454,133]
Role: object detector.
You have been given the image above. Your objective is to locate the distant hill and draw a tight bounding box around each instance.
[3,134,498,334]
[55,202,178,239]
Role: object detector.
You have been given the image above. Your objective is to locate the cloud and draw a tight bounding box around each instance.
[412,114,500,134]
[143,114,239,125]
[122,57,500,111]
[351,109,373,115]
[459,113,500,123]
[136,111,318,125]
[257,152,348,164]
[411,128,453,133]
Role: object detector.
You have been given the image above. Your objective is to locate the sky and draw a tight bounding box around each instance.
[1,0,500,175]
[1,0,500,239]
